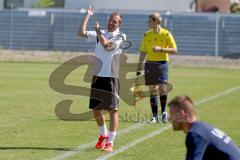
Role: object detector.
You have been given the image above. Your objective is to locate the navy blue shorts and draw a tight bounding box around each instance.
[89,76,120,110]
[144,61,168,85]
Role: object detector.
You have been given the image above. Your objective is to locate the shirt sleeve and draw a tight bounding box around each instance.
[166,32,177,49]
[186,132,208,160]
[86,31,97,42]
[139,33,147,53]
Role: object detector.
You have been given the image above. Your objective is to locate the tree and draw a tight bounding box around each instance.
[33,0,64,8]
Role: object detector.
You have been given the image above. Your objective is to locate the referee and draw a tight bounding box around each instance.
[136,13,177,123]
[78,7,126,152]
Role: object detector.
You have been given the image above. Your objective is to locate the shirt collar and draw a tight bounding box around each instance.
[107,28,120,36]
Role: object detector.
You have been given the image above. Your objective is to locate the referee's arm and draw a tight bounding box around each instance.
[165,47,177,54]
[136,51,146,74]
[153,32,177,54]
[164,32,177,54]
[152,46,177,54]
[136,34,147,75]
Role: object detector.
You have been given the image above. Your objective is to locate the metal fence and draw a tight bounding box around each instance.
[0,10,240,57]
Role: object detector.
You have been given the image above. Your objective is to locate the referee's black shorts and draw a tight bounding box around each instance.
[144,61,168,85]
[89,76,120,110]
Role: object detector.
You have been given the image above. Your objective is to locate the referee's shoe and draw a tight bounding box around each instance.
[150,116,159,123]
[162,112,168,123]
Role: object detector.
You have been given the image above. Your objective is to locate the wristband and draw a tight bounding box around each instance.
[95,27,102,35]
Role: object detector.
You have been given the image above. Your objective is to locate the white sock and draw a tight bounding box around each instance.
[108,131,116,144]
[99,124,108,136]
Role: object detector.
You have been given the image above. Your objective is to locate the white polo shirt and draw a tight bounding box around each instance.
[86,29,126,78]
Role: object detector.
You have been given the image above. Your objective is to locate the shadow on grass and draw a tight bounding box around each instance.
[0,146,95,151]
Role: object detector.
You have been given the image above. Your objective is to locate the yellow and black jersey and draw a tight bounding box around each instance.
[140,28,177,61]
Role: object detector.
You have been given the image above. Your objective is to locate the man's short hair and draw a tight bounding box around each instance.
[149,13,162,25]
[110,12,122,24]
[168,95,196,117]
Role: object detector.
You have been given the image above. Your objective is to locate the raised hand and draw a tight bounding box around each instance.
[87,6,94,16]
[94,21,103,35]
[94,21,101,31]
[95,21,100,28]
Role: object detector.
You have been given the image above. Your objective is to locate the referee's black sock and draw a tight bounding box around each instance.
[150,95,158,117]
[160,95,167,113]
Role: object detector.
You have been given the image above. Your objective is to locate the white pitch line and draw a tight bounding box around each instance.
[97,125,172,160]
[96,86,240,160]
[45,123,145,160]
[194,86,240,106]
[45,86,240,160]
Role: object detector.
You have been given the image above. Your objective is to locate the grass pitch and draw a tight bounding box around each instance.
[0,61,240,160]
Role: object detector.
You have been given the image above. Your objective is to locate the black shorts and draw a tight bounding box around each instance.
[144,61,168,85]
[89,76,120,110]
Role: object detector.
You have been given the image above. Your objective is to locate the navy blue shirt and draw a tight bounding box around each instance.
[186,122,240,160]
